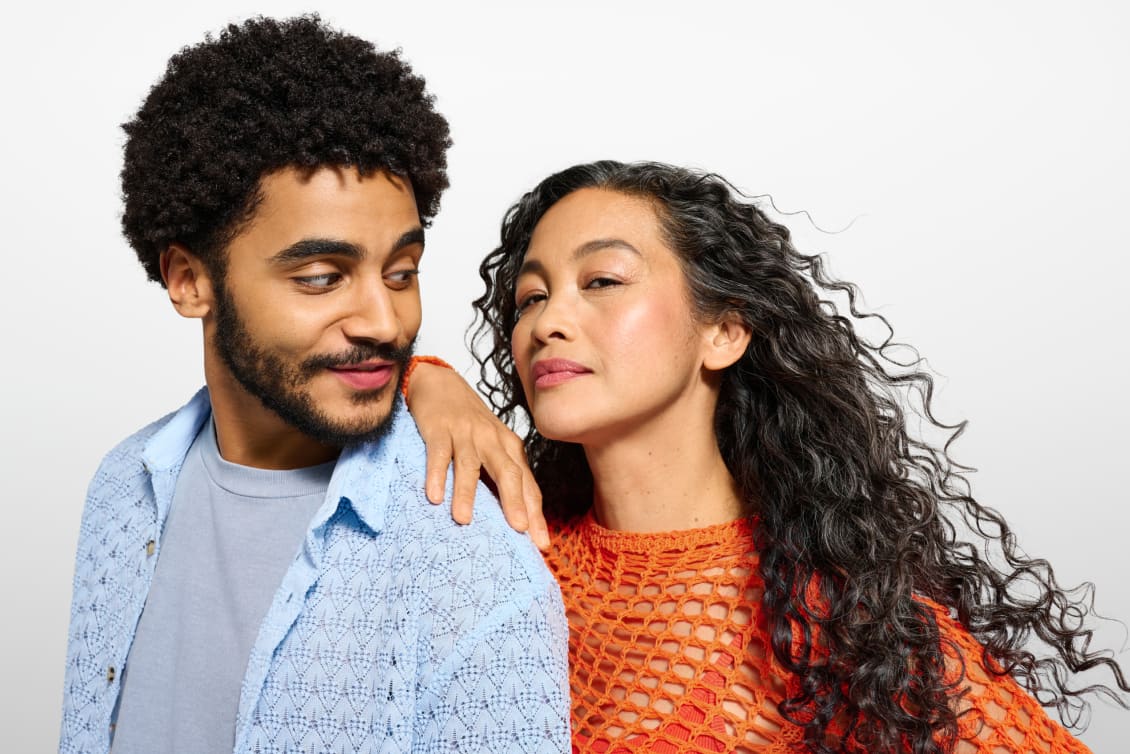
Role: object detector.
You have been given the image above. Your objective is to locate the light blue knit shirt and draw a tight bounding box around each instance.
[60,388,570,754]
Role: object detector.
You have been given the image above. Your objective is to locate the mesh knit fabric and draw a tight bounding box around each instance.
[542,512,1092,754]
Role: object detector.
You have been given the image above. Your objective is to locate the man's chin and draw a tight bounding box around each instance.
[340,415,397,444]
[306,401,400,447]
[348,385,395,406]
[255,385,402,448]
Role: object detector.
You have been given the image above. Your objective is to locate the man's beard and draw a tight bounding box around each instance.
[212,282,415,447]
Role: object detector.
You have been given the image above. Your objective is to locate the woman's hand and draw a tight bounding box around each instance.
[404,360,549,549]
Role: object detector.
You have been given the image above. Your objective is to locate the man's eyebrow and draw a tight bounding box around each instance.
[393,227,426,253]
[517,237,641,277]
[269,238,364,265]
[268,228,425,265]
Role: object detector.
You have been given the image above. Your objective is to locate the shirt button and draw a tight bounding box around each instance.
[146,540,156,557]
[107,666,116,682]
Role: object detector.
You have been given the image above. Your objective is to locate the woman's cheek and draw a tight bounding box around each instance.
[605,297,688,362]
[510,323,533,396]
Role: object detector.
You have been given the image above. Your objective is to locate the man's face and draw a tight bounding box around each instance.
[209,166,423,446]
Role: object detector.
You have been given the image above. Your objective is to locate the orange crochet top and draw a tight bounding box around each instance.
[542,512,1091,754]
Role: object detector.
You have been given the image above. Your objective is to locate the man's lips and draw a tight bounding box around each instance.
[327,361,395,391]
[532,358,592,389]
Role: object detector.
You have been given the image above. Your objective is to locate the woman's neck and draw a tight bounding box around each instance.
[583,406,744,533]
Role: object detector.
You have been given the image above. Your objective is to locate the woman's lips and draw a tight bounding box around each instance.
[532,358,591,389]
[328,362,395,391]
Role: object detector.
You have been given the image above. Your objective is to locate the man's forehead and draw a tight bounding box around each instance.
[231,165,423,259]
[256,165,416,209]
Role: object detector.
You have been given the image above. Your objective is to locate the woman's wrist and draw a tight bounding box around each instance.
[401,355,455,400]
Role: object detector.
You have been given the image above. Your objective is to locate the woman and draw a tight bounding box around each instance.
[408,160,1127,753]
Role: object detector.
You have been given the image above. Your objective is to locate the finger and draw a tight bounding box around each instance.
[422,433,453,504]
[498,433,546,548]
[522,471,549,551]
[484,449,529,534]
[450,449,482,525]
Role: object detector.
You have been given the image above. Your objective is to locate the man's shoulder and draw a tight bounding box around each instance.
[97,389,209,462]
[95,410,179,470]
[86,389,210,500]
[83,414,177,512]
[341,411,555,593]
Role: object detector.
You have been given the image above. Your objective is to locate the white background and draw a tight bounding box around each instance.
[2,1,1127,749]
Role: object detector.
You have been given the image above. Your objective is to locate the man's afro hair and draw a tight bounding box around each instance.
[121,15,451,284]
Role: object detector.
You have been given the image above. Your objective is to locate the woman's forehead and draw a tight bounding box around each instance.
[524,188,664,264]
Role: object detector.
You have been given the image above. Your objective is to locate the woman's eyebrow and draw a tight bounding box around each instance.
[518,237,641,277]
[573,238,641,260]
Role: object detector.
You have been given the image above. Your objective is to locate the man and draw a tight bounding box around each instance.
[59,16,569,754]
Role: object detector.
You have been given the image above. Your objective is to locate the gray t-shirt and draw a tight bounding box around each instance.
[110,419,334,754]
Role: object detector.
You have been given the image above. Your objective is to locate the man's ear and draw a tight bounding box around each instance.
[702,313,752,372]
[160,244,215,319]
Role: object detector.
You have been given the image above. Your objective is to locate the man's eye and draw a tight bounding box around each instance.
[385,269,420,288]
[295,273,341,288]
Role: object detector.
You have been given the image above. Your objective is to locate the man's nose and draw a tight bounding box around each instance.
[342,279,401,344]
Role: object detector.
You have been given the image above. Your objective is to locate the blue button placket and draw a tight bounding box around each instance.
[232,437,389,753]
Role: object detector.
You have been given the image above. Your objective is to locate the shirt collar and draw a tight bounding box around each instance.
[141,387,212,474]
[321,402,419,536]
[141,387,419,537]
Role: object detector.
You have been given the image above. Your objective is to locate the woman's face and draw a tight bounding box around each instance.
[510,187,714,446]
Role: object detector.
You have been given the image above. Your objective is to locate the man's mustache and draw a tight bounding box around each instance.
[299,341,415,377]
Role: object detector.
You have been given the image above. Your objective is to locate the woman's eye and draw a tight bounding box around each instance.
[295,273,341,289]
[515,292,546,316]
[585,276,620,290]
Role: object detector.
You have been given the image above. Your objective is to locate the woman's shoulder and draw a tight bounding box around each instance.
[921,599,1092,754]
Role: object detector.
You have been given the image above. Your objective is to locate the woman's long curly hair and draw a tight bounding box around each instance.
[471,160,1128,753]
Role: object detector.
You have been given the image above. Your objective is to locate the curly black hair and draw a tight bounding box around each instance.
[121,14,451,284]
[472,160,1129,753]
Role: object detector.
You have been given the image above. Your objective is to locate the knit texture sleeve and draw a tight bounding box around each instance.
[932,605,1092,754]
[406,517,571,753]
[384,424,570,753]
[60,413,180,754]
[415,586,571,753]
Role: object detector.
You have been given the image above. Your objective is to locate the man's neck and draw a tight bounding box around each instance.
[204,359,341,471]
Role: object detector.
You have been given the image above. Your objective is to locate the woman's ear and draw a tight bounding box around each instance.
[702,313,752,372]
[161,244,216,319]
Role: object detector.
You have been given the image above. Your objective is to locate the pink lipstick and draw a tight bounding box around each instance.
[532,358,592,389]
